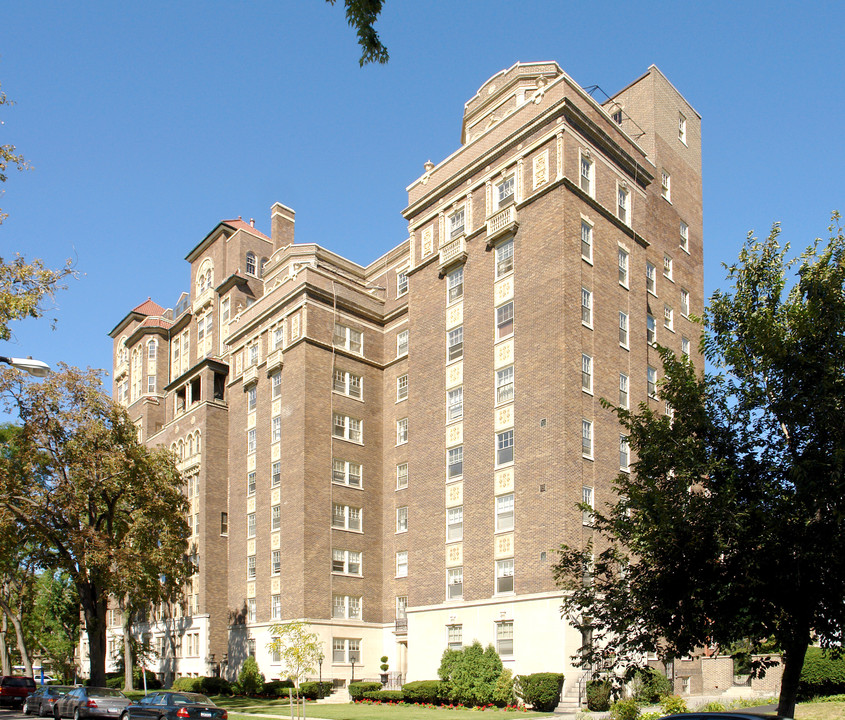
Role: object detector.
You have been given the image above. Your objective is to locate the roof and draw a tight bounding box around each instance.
[185,217,271,263]
[139,316,173,329]
[221,218,270,240]
[132,298,166,316]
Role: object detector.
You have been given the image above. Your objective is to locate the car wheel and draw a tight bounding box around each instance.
[74,709,81,720]
[23,702,30,715]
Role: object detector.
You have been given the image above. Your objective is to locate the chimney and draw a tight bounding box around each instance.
[249,218,255,228]
[270,202,295,250]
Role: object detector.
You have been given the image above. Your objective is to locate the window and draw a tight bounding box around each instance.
[396,506,408,533]
[147,375,156,393]
[580,154,594,196]
[447,567,463,599]
[496,559,514,594]
[447,506,463,541]
[496,301,514,340]
[618,186,630,224]
[581,354,593,393]
[619,247,629,287]
[220,512,228,536]
[332,595,362,620]
[333,324,363,354]
[581,221,593,262]
[646,262,656,294]
[646,312,658,344]
[272,324,284,350]
[682,336,690,358]
[247,513,256,538]
[271,461,281,487]
[333,413,362,443]
[497,621,514,656]
[679,113,687,144]
[496,366,514,405]
[449,207,466,238]
[248,342,259,367]
[447,267,464,304]
[579,288,592,327]
[582,419,593,458]
[496,493,514,532]
[447,326,464,362]
[333,639,361,663]
[247,386,257,413]
[332,459,361,488]
[663,254,673,280]
[271,549,281,575]
[447,387,463,422]
[394,374,408,402]
[247,429,256,455]
[332,503,362,531]
[247,598,256,622]
[620,436,630,471]
[247,556,256,580]
[496,238,514,278]
[397,329,409,357]
[680,289,690,317]
[612,109,623,124]
[447,624,462,650]
[619,373,629,409]
[582,486,594,526]
[269,416,280,443]
[396,418,408,445]
[680,221,689,252]
[272,371,282,399]
[396,551,408,578]
[447,446,463,480]
[397,269,408,297]
[396,463,408,490]
[619,311,629,348]
[661,171,671,201]
[147,339,157,360]
[333,369,363,399]
[246,252,257,276]
[647,366,657,397]
[332,639,345,663]
[664,305,674,331]
[396,595,408,623]
[332,549,362,575]
[270,504,281,531]
[496,430,514,466]
[271,594,281,620]
[496,175,515,207]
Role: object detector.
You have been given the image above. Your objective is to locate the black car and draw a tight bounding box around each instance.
[23,686,74,716]
[54,687,131,720]
[121,692,227,720]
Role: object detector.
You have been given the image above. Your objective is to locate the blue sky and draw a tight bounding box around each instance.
[2,0,843,380]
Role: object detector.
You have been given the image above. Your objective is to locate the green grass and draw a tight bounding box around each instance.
[227,706,547,720]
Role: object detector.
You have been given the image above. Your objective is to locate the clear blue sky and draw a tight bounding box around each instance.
[2,0,843,381]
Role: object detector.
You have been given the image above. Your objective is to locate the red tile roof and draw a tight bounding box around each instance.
[222,218,270,240]
[140,316,173,329]
[132,298,166,316]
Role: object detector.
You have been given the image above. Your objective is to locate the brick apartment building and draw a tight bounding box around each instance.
[104,61,702,688]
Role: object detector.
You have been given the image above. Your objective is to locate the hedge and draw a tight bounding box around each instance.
[171,676,231,695]
[263,679,294,697]
[799,647,845,699]
[401,680,445,704]
[349,682,383,701]
[514,673,564,712]
[586,679,612,712]
[363,690,404,702]
[298,681,332,699]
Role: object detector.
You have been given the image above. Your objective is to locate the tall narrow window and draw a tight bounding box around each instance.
[581,354,593,393]
[497,621,514,656]
[582,486,594,526]
[247,429,256,455]
[680,289,690,317]
[663,254,673,280]
[247,472,256,496]
[396,463,409,489]
[496,430,514,466]
[647,314,657,344]
[449,207,465,238]
[271,505,280,531]
[447,567,463,599]
[396,374,408,401]
[447,326,464,361]
[581,221,593,262]
[447,446,463,479]
[619,311,629,347]
[496,366,514,405]
[682,336,690,358]
[680,221,689,252]
[245,252,257,276]
[396,551,408,577]
[396,506,408,533]
[496,493,514,532]
[447,506,463,541]
[664,305,674,331]
[447,624,462,650]
[396,418,408,445]
[647,262,656,294]
[580,155,593,196]
[496,559,514,594]
[447,387,463,422]
[396,269,409,297]
[618,186,629,224]
[661,171,671,201]
[447,267,464,304]
[647,366,657,397]
[620,436,630,471]
[496,301,514,340]
[272,370,282,399]
[247,386,257,412]
[678,113,687,144]
[496,175,515,207]
[581,420,593,458]
[272,461,281,487]
[619,248,629,287]
[397,330,409,357]
[619,373,629,409]
[496,238,514,278]
[581,288,592,326]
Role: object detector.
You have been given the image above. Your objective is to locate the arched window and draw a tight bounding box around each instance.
[176,440,184,460]
[118,337,128,365]
[147,339,157,361]
[187,436,194,456]
[246,252,257,276]
[195,431,201,454]
[259,258,268,277]
[196,258,214,293]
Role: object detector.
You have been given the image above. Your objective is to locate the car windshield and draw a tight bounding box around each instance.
[181,695,212,705]
[4,678,34,687]
[88,688,126,698]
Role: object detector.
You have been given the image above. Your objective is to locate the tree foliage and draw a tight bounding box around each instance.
[237,656,265,696]
[554,217,845,719]
[0,364,192,686]
[266,620,323,715]
[438,641,505,706]
[325,0,388,66]
[0,83,28,226]
[26,571,80,682]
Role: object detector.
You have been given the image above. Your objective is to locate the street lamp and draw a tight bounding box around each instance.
[350,658,355,685]
[0,356,51,377]
[317,654,323,698]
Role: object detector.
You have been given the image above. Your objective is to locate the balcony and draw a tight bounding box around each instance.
[438,236,467,276]
[394,616,408,634]
[242,364,258,387]
[192,287,214,313]
[266,349,284,374]
[486,205,518,246]
[114,361,128,380]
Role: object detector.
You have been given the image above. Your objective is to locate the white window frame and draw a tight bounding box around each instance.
[682,336,691,358]
[395,551,408,578]
[447,506,463,541]
[247,556,256,580]
[271,549,281,576]
[332,458,362,488]
[247,513,256,538]
[396,462,408,490]
[579,152,594,197]
[447,567,463,599]
[582,486,594,526]
[496,365,514,405]
[496,429,514,466]
[332,595,362,620]
[245,252,257,276]
[447,326,464,362]
[271,370,282,399]
[271,594,281,620]
[332,548,362,576]
[496,558,514,594]
[647,366,658,397]
[396,417,408,445]
[617,185,630,225]
[664,305,674,331]
[333,369,363,399]
[396,329,409,357]
[679,113,687,145]
[271,504,281,531]
[496,301,514,340]
[396,374,408,402]
[580,220,593,263]
[496,238,514,279]
[272,461,281,487]
[449,206,466,239]
[581,419,593,459]
[447,387,463,422]
[620,435,630,472]
[271,415,281,443]
[581,354,593,394]
[497,620,514,656]
[333,324,363,354]
[680,220,689,253]
[247,385,257,412]
[661,171,671,202]
[664,254,673,281]
[247,428,256,455]
[619,373,629,409]
[447,623,462,650]
[495,174,515,208]
[619,311,629,348]
[396,506,408,533]
[447,446,463,480]
[680,289,690,317]
[647,314,657,344]
[396,268,409,297]
[581,287,592,327]
[333,413,362,443]
[247,471,256,496]
[447,266,464,304]
[647,261,657,295]
[496,493,514,532]
[618,247,629,288]
[332,503,362,532]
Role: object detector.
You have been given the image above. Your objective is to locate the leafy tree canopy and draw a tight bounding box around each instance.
[325,0,388,66]
[554,216,845,719]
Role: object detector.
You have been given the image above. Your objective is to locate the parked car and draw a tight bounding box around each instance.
[0,676,37,709]
[54,687,131,720]
[121,692,227,720]
[23,686,74,716]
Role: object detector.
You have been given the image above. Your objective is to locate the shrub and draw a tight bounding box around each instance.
[298,681,332,699]
[438,641,503,706]
[363,690,404,702]
[630,667,672,703]
[172,677,201,692]
[515,672,565,712]
[237,656,265,696]
[799,647,845,699]
[380,655,390,673]
[349,681,382,701]
[401,680,445,704]
[586,679,612,712]
[659,695,687,714]
[263,679,293,696]
[493,669,516,707]
[696,701,726,712]
[199,677,231,696]
[609,697,641,720]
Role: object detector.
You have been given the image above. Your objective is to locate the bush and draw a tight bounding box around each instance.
[349,682,383,701]
[237,656,265,696]
[363,690,404,702]
[298,681,332,699]
[199,677,232,696]
[401,680,445,704]
[799,647,845,699]
[630,667,672,703]
[493,669,516,707]
[659,695,687,714]
[695,701,726,712]
[515,672,565,712]
[438,641,503,706]
[609,697,641,720]
[262,679,293,697]
[172,677,201,692]
[586,679,612,712]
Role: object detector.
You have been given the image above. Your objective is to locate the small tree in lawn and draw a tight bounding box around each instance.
[267,621,324,718]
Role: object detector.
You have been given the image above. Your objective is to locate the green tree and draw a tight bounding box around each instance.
[0,83,28,226]
[0,364,192,687]
[438,640,504,706]
[554,217,845,719]
[26,571,80,682]
[237,655,265,696]
[266,621,323,716]
[325,0,388,66]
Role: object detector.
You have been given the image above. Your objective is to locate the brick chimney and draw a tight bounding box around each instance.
[270,202,295,250]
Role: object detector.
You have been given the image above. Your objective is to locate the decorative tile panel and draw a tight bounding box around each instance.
[247,412,256,429]
[247,539,255,556]
[271,444,280,461]
[495,533,514,559]
[246,582,255,599]
[271,532,280,550]
[446,302,463,330]
[290,312,301,341]
[247,454,256,472]
[446,543,463,567]
[533,150,548,189]
[495,467,514,495]
[446,482,463,507]
[494,339,514,369]
[271,577,280,594]
[247,497,256,514]
[272,400,281,416]
[422,227,434,257]
[494,276,514,305]
[495,405,514,431]
[446,422,463,448]
[446,361,463,389]
[271,488,280,505]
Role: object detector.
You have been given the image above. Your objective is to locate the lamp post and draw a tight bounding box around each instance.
[350,658,355,686]
[0,356,51,377]
[318,654,323,699]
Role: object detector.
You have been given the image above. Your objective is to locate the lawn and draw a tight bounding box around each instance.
[796,700,845,720]
[224,703,548,720]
